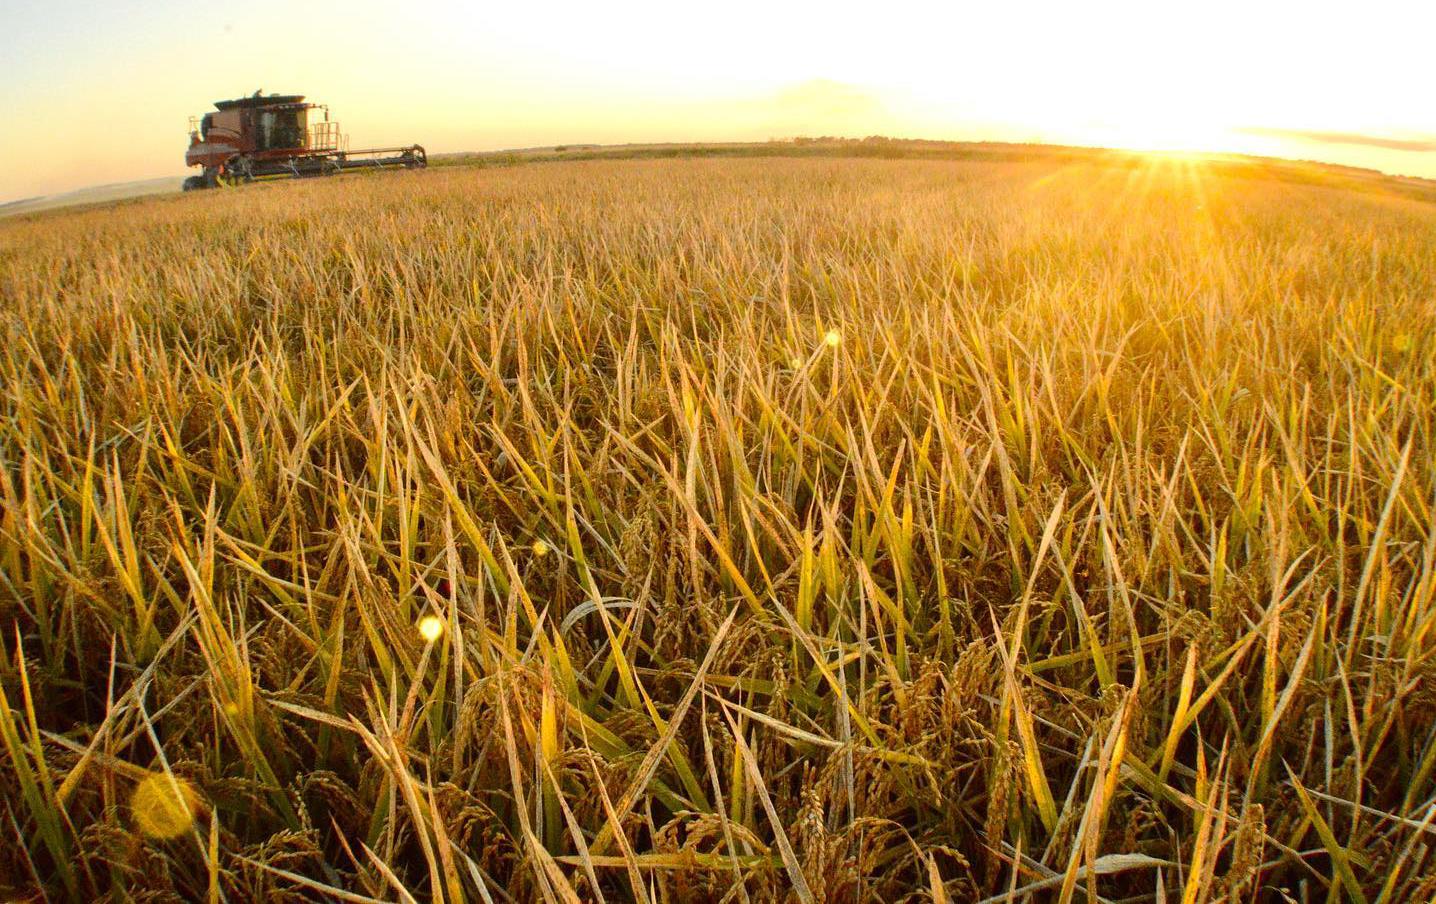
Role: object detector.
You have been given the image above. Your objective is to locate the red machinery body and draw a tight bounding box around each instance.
[183,92,425,190]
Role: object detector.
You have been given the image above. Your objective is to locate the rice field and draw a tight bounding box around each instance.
[1,155,1434,901]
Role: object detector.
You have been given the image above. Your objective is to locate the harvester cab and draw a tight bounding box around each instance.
[183,91,426,190]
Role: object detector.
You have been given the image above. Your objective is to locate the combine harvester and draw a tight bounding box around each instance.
[183,91,426,190]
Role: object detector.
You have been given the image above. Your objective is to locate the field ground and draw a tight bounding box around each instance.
[1,154,1435,901]
[8,136,1436,221]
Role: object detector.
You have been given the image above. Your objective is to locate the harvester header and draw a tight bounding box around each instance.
[183,91,426,190]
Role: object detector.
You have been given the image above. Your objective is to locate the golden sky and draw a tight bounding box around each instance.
[3,0,1434,201]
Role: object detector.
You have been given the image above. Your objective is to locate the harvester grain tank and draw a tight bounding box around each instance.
[183,91,426,190]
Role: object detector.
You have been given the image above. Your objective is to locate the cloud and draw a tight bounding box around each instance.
[1239,127,1436,153]
[770,80,887,121]
[722,80,894,137]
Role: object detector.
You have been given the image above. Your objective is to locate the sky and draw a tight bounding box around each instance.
[3,0,1435,202]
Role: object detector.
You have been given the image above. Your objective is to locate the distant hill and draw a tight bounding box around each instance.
[0,176,182,219]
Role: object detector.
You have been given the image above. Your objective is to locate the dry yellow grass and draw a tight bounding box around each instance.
[1,155,1435,901]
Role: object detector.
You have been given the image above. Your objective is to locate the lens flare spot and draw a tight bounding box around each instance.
[532,539,550,557]
[824,330,841,348]
[130,773,201,840]
[418,615,445,642]
[1392,333,1413,353]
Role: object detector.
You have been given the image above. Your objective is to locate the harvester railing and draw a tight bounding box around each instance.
[308,121,347,152]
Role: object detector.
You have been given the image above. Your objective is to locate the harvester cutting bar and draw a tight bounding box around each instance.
[331,146,428,170]
[249,145,428,180]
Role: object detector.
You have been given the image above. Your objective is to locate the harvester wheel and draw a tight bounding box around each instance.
[223,156,255,186]
[182,175,209,192]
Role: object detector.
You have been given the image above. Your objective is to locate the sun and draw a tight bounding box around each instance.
[1067,115,1235,156]
[1018,79,1244,159]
